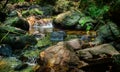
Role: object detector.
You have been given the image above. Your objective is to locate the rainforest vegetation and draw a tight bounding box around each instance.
[0,0,120,72]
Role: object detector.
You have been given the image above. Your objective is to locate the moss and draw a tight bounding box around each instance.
[37,33,53,47]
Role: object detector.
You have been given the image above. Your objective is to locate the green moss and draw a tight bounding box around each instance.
[37,33,52,47]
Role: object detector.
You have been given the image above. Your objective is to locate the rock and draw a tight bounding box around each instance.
[22,8,43,16]
[66,38,82,50]
[80,35,91,42]
[78,50,93,59]
[54,10,95,30]
[54,11,81,28]
[40,5,54,16]
[50,31,66,41]
[0,35,37,49]
[39,42,83,72]
[76,44,120,59]
[0,44,12,57]
[96,21,120,40]
[8,10,18,17]
[4,16,30,31]
[54,11,71,24]
[33,19,53,33]
[94,21,120,50]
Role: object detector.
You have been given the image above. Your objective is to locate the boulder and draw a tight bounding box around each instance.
[54,10,95,30]
[0,34,37,49]
[22,8,43,16]
[54,11,71,24]
[76,44,120,59]
[93,21,120,50]
[54,11,81,28]
[50,31,66,42]
[0,44,12,57]
[66,38,82,50]
[4,16,29,31]
[39,42,87,72]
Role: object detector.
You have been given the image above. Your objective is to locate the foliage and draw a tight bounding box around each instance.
[79,0,119,19]
[37,33,52,47]
[9,0,25,3]
[54,0,80,13]
[113,54,120,65]
[87,5,110,19]
[78,16,94,31]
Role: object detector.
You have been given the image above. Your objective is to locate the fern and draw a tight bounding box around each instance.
[88,5,110,19]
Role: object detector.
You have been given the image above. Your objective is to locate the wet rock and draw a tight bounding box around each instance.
[0,44,12,57]
[33,19,53,33]
[33,33,46,40]
[50,31,66,41]
[14,63,28,71]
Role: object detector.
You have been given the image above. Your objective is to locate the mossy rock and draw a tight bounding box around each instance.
[54,11,82,28]
[0,34,37,49]
[4,17,29,31]
[22,8,43,16]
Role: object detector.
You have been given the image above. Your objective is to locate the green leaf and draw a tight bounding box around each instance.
[78,16,94,27]
[86,25,91,31]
